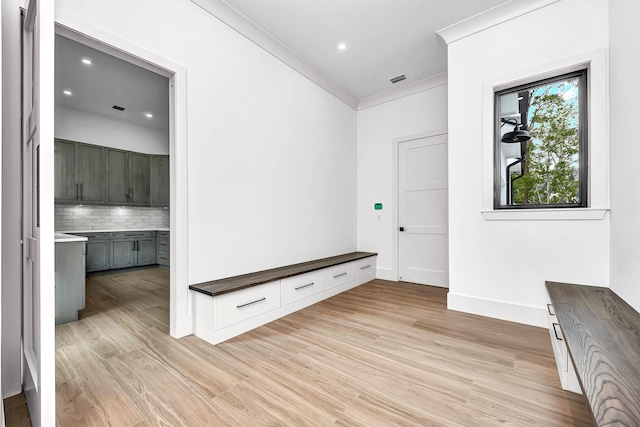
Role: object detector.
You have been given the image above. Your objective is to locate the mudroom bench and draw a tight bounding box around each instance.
[546,281,640,427]
[190,252,377,345]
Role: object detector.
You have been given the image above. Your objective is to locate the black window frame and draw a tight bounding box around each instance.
[493,69,588,210]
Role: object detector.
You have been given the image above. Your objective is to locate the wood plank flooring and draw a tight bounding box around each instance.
[54,269,593,426]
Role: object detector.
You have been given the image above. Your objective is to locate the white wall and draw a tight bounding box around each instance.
[447,0,610,327]
[609,0,640,312]
[54,0,357,283]
[356,86,448,278]
[1,0,23,398]
[55,105,169,154]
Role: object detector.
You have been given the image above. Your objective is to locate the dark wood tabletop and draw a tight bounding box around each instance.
[190,251,377,297]
[546,281,640,427]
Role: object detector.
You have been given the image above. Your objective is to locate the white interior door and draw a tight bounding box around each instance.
[22,0,55,425]
[398,134,448,288]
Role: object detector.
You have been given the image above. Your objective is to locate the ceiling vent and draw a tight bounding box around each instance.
[112,105,125,111]
[389,74,407,84]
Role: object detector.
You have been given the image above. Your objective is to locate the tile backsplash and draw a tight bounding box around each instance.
[55,205,169,231]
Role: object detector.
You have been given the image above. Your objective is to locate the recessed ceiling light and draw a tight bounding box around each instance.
[63,90,73,96]
[81,58,92,65]
[145,113,153,118]
[337,42,348,51]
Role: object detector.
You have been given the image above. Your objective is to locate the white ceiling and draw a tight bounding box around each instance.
[55,35,169,132]
[55,1,508,124]
[221,0,509,100]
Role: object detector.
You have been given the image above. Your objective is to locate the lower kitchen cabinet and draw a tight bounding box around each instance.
[110,231,157,269]
[55,240,86,325]
[157,231,170,267]
[82,233,110,272]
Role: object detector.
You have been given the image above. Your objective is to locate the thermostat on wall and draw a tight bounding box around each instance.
[374,203,383,210]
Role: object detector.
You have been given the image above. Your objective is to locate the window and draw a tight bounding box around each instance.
[494,70,588,209]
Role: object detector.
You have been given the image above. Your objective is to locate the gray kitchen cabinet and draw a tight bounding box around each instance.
[55,240,86,325]
[110,239,136,269]
[54,140,78,203]
[106,148,129,205]
[150,155,170,207]
[55,139,105,204]
[109,231,156,269]
[106,149,150,206]
[156,231,170,267]
[129,153,150,206]
[75,232,110,272]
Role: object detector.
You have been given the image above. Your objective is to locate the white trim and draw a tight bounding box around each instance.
[447,292,547,328]
[436,0,560,45]
[391,129,448,282]
[481,48,609,220]
[54,12,193,338]
[375,268,396,282]
[357,73,448,110]
[190,0,358,109]
[482,208,608,221]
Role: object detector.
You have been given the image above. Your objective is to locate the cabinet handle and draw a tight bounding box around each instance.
[80,183,83,200]
[136,241,140,251]
[360,264,372,270]
[547,303,555,316]
[552,323,563,341]
[333,272,348,278]
[237,297,266,309]
[75,183,79,200]
[131,241,135,251]
[295,282,314,291]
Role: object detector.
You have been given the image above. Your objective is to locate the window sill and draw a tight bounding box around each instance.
[482,208,608,221]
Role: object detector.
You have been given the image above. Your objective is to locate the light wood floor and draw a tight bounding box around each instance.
[54,269,593,426]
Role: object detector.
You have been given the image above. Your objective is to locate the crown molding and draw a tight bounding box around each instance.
[436,0,560,45]
[191,0,359,109]
[357,73,448,111]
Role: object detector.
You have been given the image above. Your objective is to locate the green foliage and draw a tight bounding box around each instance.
[512,79,581,205]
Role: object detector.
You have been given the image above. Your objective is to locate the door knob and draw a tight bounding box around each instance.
[399,227,405,232]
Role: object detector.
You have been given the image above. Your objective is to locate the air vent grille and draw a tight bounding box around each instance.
[389,74,407,84]
[112,105,125,111]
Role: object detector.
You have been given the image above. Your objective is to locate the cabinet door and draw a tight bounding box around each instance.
[110,239,135,269]
[150,155,169,207]
[106,149,129,205]
[78,144,105,204]
[85,240,110,272]
[135,238,156,266]
[129,153,150,206]
[54,140,78,203]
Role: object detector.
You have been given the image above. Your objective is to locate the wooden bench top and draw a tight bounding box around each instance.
[190,252,377,297]
[546,281,640,426]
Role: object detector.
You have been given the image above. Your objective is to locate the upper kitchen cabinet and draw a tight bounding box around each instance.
[150,155,169,207]
[106,148,150,206]
[54,139,105,204]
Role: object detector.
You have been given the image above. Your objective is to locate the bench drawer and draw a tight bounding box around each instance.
[353,257,375,278]
[281,270,324,306]
[324,263,353,289]
[214,281,280,330]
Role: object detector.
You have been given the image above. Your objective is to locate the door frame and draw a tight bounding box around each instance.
[54,12,192,337]
[391,129,448,282]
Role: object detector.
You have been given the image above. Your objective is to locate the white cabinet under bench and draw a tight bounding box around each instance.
[190,252,377,345]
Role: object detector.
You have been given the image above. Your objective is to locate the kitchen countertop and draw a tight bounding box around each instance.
[55,233,89,243]
[56,228,170,234]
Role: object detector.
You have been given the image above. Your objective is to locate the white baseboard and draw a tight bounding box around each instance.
[447,293,547,328]
[376,268,396,281]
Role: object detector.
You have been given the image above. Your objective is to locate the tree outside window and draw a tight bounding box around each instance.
[495,70,588,209]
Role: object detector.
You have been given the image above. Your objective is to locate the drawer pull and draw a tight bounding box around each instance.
[547,303,555,316]
[552,323,563,341]
[333,272,348,278]
[295,282,315,291]
[360,264,372,270]
[237,297,266,309]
